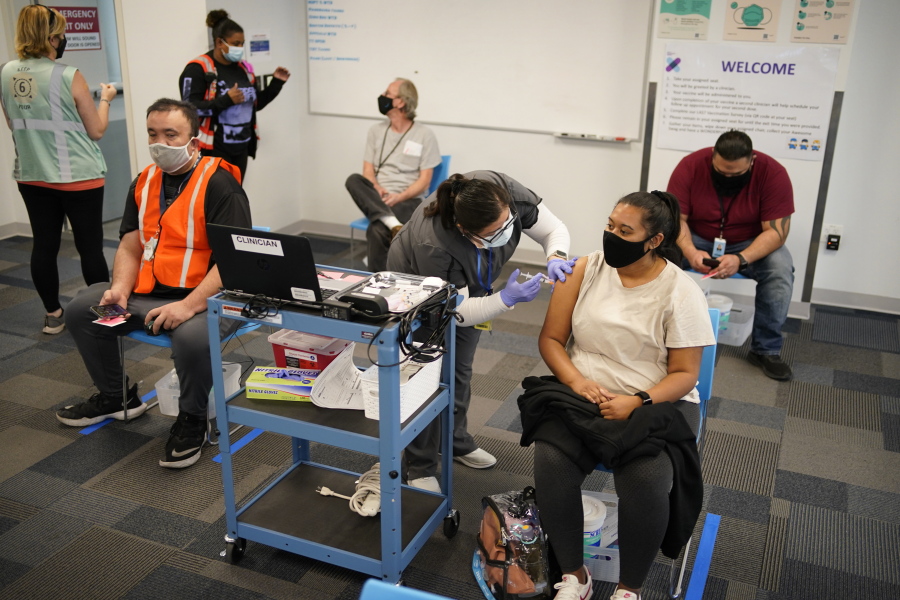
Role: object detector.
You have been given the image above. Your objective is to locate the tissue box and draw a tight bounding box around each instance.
[362,357,442,421]
[245,367,319,401]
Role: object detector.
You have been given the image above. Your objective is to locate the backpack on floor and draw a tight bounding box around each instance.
[473,486,551,600]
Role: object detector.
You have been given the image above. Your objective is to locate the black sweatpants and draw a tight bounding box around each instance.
[18,183,110,313]
[345,173,421,272]
[533,401,700,589]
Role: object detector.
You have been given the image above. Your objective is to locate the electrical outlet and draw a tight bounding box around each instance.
[823,224,843,240]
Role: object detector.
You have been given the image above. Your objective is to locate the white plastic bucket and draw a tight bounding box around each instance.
[156,363,240,418]
[582,494,607,554]
[706,294,733,335]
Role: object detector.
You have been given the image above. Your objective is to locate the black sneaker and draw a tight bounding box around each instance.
[748,352,793,381]
[56,384,144,426]
[159,412,206,469]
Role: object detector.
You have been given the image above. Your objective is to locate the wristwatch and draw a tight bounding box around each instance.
[736,253,748,270]
[550,250,568,260]
[635,391,652,406]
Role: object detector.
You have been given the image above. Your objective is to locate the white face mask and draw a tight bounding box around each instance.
[473,211,515,249]
[148,139,196,174]
[224,44,244,62]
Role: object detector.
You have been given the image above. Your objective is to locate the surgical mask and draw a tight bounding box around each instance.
[602,230,652,268]
[474,212,515,249]
[55,36,67,59]
[148,139,196,174]
[377,95,394,115]
[710,167,752,197]
[224,44,243,63]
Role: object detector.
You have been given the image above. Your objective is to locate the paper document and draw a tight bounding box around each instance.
[309,344,364,410]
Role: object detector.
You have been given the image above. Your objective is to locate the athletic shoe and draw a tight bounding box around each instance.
[408,476,441,493]
[43,310,65,334]
[453,447,497,469]
[159,412,206,469]
[748,352,793,381]
[610,589,641,600]
[56,383,144,426]
[554,566,592,600]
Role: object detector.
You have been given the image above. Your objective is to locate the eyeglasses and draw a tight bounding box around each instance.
[469,204,518,245]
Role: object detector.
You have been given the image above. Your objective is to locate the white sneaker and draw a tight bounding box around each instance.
[453,447,497,469]
[610,589,641,600]
[554,566,592,600]
[408,476,441,493]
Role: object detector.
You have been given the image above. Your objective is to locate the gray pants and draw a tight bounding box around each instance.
[345,173,422,272]
[404,325,482,480]
[533,401,700,588]
[65,282,237,418]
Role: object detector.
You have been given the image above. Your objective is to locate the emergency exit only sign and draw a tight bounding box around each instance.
[52,6,101,51]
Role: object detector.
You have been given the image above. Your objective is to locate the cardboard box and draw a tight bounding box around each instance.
[245,367,319,401]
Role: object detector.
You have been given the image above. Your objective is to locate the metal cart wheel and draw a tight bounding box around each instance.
[223,537,246,563]
[443,509,460,538]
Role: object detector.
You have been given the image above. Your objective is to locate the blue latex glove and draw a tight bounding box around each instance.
[547,258,577,283]
[499,269,544,307]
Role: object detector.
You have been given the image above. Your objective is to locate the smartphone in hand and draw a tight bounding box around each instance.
[702,258,720,268]
[90,304,127,320]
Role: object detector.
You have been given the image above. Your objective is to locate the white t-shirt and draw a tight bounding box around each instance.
[568,251,716,403]
[364,121,441,195]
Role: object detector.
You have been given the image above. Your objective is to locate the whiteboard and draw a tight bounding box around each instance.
[307,0,653,139]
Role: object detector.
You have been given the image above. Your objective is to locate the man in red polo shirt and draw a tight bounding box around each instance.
[668,130,794,380]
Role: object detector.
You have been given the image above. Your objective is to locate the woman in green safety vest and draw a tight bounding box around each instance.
[1,4,118,335]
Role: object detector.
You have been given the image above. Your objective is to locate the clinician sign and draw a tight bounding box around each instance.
[52,6,101,51]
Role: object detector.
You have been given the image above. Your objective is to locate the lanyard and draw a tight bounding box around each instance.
[159,160,199,215]
[717,193,735,239]
[475,247,494,295]
[375,122,413,176]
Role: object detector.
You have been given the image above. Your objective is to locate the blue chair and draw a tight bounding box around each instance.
[359,579,452,600]
[591,308,719,598]
[116,226,271,422]
[350,155,452,256]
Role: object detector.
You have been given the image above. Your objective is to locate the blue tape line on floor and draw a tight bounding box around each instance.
[685,513,721,600]
[213,428,264,463]
[79,389,159,435]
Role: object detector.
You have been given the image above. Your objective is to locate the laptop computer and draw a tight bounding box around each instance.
[207,224,354,305]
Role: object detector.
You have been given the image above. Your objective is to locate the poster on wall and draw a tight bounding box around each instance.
[51,6,100,51]
[723,1,781,42]
[658,0,712,40]
[790,0,854,44]
[657,42,839,161]
[249,32,271,59]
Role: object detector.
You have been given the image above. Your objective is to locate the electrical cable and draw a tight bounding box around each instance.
[316,463,382,517]
[364,286,460,368]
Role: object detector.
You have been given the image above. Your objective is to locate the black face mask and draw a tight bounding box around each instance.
[55,36,67,59]
[377,95,394,115]
[710,167,751,197]
[602,230,652,268]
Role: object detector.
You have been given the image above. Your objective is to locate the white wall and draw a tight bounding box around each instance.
[811,0,900,310]
[2,0,897,313]
[0,1,24,237]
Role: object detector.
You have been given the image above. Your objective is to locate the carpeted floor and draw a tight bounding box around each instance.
[0,228,898,600]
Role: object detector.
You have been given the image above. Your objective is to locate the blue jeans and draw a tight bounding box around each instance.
[689,233,794,355]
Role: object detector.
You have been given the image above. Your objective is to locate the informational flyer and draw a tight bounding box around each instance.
[658,42,839,161]
[658,0,712,40]
[723,1,781,42]
[790,0,854,44]
[249,32,271,58]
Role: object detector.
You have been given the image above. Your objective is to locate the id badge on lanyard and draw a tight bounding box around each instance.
[143,236,158,262]
[712,237,726,258]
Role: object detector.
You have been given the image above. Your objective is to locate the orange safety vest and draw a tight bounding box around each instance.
[132,156,241,294]
[187,54,259,151]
